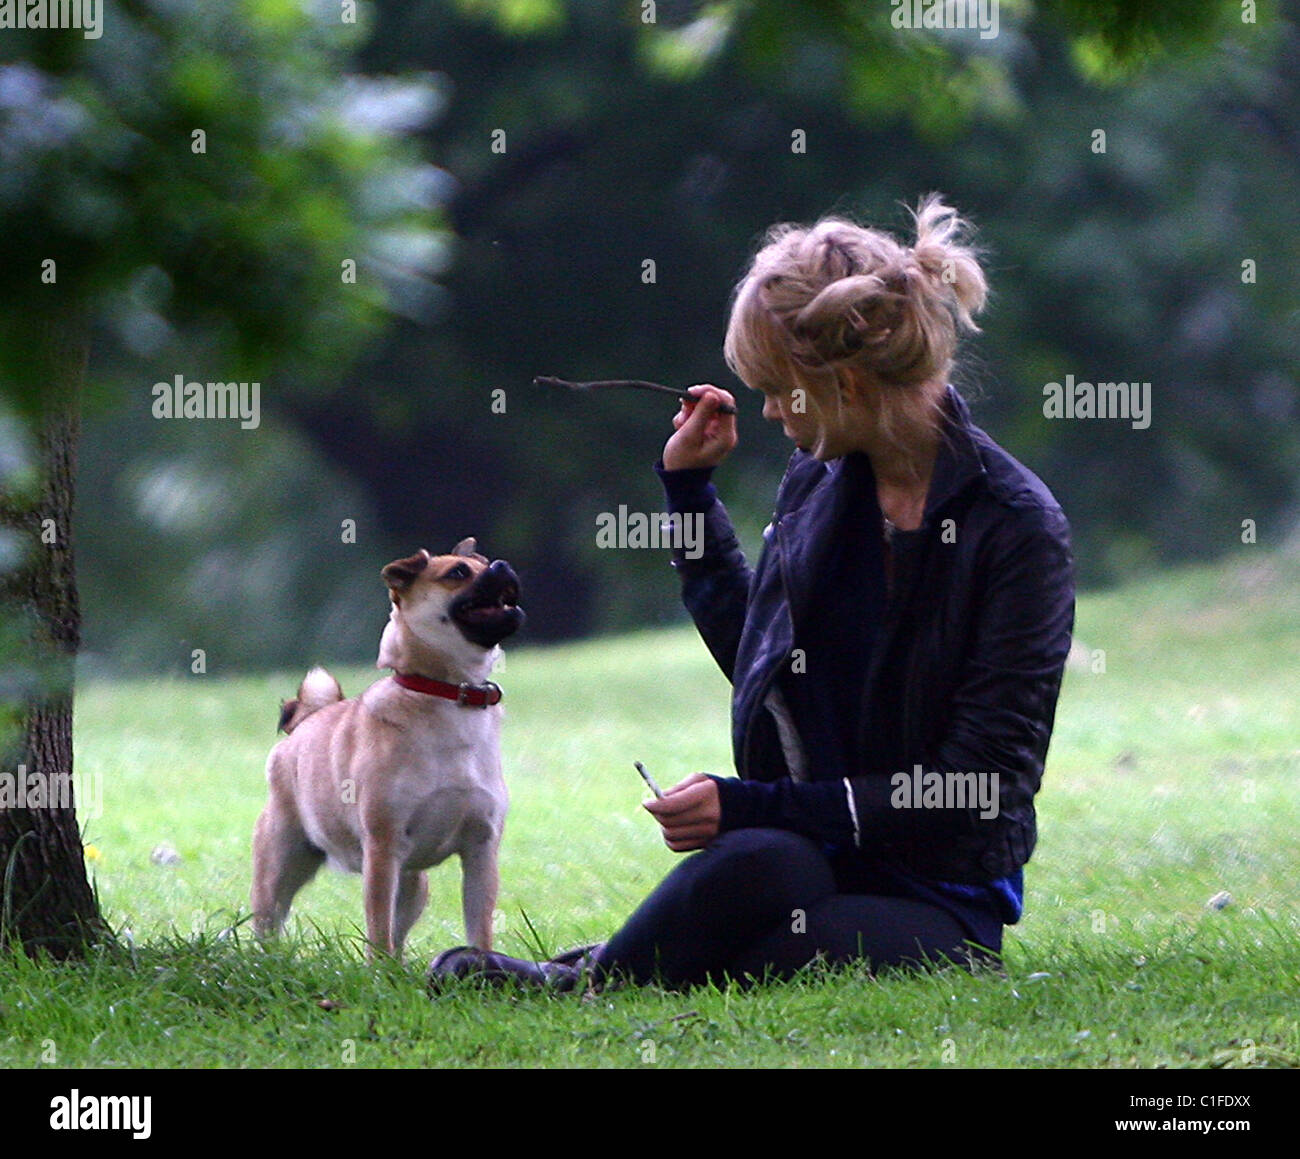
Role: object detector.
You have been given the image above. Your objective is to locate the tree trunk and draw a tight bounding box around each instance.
[0,314,107,959]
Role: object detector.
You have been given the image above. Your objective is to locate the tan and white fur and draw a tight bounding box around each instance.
[251,538,523,959]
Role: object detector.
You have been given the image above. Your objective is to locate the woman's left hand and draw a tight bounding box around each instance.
[644,772,721,852]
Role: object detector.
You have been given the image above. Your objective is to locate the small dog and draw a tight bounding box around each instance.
[251,538,523,959]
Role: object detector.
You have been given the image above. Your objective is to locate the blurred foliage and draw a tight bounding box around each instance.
[0,0,448,681]
[76,395,390,676]
[9,0,1298,665]
[0,0,446,411]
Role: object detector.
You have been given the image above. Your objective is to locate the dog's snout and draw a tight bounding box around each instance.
[450,556,524,645]
[488,560,520,591]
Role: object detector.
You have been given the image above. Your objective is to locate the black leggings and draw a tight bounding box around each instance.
[593,828,999,988]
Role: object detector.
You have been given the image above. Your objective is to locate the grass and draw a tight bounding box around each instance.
[2,548,1299,1068]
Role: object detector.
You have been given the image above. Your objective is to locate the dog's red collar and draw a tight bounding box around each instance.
[393,671,503,707]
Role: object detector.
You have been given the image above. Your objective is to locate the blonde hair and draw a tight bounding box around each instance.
[723,194,987,461]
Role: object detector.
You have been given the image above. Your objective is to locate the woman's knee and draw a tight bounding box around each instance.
[690,827,836,904]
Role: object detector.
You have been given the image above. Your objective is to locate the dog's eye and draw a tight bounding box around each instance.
[445,563,471,581]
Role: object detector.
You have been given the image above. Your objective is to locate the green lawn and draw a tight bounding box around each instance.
[2,549,1298,1068]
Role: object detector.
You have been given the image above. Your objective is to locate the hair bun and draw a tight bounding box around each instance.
[724,195,987,411]
[908,194,987,331]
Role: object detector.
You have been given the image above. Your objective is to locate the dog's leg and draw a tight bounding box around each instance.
[459,834,501,951]
[251,803,325,939]
[392,870,429,957]
[362,840,402,960]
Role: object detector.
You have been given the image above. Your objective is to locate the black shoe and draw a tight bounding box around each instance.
[547,942,606,968]
[426,946,593,994]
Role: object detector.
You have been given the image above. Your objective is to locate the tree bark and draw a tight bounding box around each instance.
[0,314,108,959]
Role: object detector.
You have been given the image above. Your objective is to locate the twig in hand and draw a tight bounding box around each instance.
[533,375,738,415]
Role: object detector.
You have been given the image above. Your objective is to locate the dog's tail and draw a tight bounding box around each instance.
[278,667,344,734]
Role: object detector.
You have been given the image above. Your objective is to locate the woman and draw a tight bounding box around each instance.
[431,195,1076,990]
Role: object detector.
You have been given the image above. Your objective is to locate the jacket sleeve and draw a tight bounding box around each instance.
[712,502,1076,872]
[657,463,754,683]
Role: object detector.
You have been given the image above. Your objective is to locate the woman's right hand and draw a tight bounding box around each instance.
[662,385,739,471]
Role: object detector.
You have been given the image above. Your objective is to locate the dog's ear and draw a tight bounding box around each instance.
[382,549,431,592]
[451,537,489,563]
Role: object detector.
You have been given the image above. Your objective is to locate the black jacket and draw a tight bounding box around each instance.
[667,385,1076,885]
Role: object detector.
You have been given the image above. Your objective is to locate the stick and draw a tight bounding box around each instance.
[634,761,664,799]
[533,376,738,415]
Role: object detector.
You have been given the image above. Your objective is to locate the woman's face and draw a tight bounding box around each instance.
[758,382,817,453]
[756,371,863,460]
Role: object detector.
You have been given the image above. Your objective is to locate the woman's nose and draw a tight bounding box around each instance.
[762,395,779,421]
